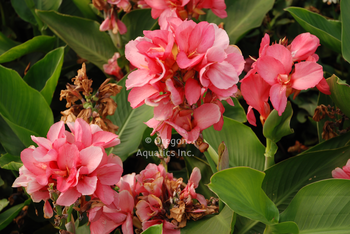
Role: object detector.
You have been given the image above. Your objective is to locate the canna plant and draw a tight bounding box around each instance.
[1,0,350,234]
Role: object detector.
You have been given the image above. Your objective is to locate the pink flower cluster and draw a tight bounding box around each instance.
[125,18,245,148]
[241,33,330,126]
[332,159,350,179]
[99,0,131,35]
[12,119,122,217]
[88,164,210,234]
[145,0,227,28]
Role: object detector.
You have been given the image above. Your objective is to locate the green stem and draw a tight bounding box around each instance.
[264,138,276,170]
[66,205,74,223]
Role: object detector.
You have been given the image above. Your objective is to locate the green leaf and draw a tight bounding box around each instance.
[0,32,20,55]
[0,199,31,231]
[217,142,229,171]
[181,206,234,234]
[263,145,350,212]
[110,78,153,161]
[301,131,350,154]
[142,224,162,234]
[0,65,53,156]
[206,0,274,44]
[11,0,62,25]
[263,102,294,143]
[264,221,299,234]
[72,0,98,20]
[0,36,55,63]
[222,98,247,123]
[0,153,23,171]
[341,0,350,62]
[36,10,116,70]
[183,155,214,199]
[280,180,350,233]
[285,7,341,53]
[327,75,350,118]
[209,167,279,225]
[121,9,158,43]
[23,47,64,105]
[0,199,9,213]
[203,117,265,171]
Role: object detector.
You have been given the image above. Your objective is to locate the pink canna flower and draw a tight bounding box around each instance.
[136,194,163,222]
[107,0,131,12]
[332,159,350,179]
[100,10,127,35]
[256,44,323,115]
[180,167,207,205]
[288,32,320,62]
[103,53,124,80]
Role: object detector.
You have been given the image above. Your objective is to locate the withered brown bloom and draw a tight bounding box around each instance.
[60,63,122,133]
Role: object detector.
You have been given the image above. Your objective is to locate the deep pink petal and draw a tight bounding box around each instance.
[154,100,174,121]
[193,103,221,130]
[126,69,155,89]
[43,200,53,219]
[189,167,201,188]
[166,79,183,105]
[265,44,293,74]
[259,34,270,56]
[177,51,205,69]
[90,214,119,234]
[205,61,238,89]
[185,78,201,105]
[118,190,134,213]
[116,19,127,35]
[247,106,257,126]
[316,78,331,95]
[95,183,116,205]
[31,136,52,150]
[125,38,149,69]
[332,168,350,179]
[289,32,320,61]
[121,213,134,234]
[57,143,79,170]
[270,84,287,116]
[256,56,285,86]
[96,163,123,185]
[74,118,92,147]
[92,131,120,148]
[47,121,65,142]
[291,61,323,90]
[128,85,158,108]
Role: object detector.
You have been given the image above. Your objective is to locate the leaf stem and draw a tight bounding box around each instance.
[264,138,275,170]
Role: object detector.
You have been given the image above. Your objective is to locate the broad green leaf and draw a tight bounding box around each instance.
[11,0,62,25]
[264,221,299,234]
[301,131,350,154]
[72,0,98,20]
[181,206,234,234]
[203,117,265,171]
[262,145,350,212]
[0,36,55,63]
[0,199,9,213]
[142,224,162,234]
[222,98,247,123]
[327,75,350,118]
[0,153,23,171]
[0,65,53,156]
[280,180,350,233]
[76,223,90,234]
[0,32,20,54]
[341,0,350,62]
[209,167,279,225]
[121,9,158,43]
[0,199,31,231]
[183,155,214,199]
[36,10,116,70]
[24,47,64,105]
[285,7,341,53]
[110,78,153,161]
[263,102,294,143]
[206,0,274,44]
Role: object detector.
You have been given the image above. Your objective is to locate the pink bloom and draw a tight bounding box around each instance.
[256,44,323,115]
[288,32,320,62]
[100,11,127,35]
[316,77,331,95]
[241,70,271,126]
[332,159,350,179]
[188,0,227,18]
[103,53,124,80]
[180,167,207,205]
[107,0,131,12]
[136,195,163,222]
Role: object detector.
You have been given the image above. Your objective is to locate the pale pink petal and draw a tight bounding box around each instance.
[126,69,155,89]
[193,103,221,130]
[177,51,205,69]
[196,193,207,206]
[92,131,120,148]
[125,38,149,69]
[43,200,53,219]
[291,61,323,90]
[259,34,270,56]
[74,118,92,147]
[77,176,98,195]
[56,188,81,206]
[121,213,134,234]
[31,136,52,150]
[128,85,158,108]
[189,22,215,54]
[205,61,238,89]
[31,190,50,202]
[96,163,123,185]
[100,18,110,31]
[57,143,79,170]
[332,168,350,179]
[154,101,174,121]
[189,167,201,188]
[166,79,183,105]
[79,146,103,173]
[270,84,287,116]
[21,148,45,176]
[256,56,285,86]
[47,121,65,142]
[90,214,119,234]
[136,200,152,222]
[95,183,116,205]
[118,190,134,213]
[185,78,201,105]
[116,19,127,35]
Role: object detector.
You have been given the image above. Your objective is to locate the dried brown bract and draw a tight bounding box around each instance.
[60,63,122,133]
